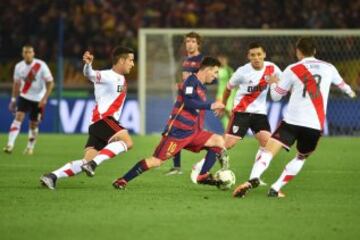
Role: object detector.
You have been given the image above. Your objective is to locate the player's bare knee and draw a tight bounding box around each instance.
[225,137,237,149]
[15,112,25,122]
[30,121,39,129]
[215,135,225,148]
[124,138,133,150]
[256,131,270,147]
[259,138,267,148]
[145,157,162,168]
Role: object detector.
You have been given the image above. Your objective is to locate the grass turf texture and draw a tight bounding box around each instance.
[0,134,359,240]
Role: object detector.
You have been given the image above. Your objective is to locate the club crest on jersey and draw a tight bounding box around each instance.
[232,125,239,133]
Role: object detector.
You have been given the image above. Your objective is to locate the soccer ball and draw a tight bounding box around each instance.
[215,169,236,190]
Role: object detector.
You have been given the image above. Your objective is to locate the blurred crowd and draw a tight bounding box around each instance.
[1,0,359,61]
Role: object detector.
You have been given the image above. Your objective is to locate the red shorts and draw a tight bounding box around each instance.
[153,130,214,161]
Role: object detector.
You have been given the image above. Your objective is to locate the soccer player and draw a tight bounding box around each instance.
[233,37,356,198]
[3,45,54,155]
[209,42,281,185]
[166,31,204,175]
[40,46,135,190]
[112,57,226,190]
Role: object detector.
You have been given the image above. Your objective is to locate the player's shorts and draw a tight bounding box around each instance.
[153,130,214,161]
[85,116,126,151]
[17,96,44,121]
[226,112,270,139]
[271,121,321,154]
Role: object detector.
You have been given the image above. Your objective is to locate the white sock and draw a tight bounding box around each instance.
[7,120,21,147]
[254,147,265,163]
[27,127,39,149]
[52,159,86,179]
[271,157,306,192]
[93,141,127,166]
[194,158,205,171]
[249,150,273,180]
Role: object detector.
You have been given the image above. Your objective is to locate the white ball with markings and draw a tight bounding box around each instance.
[215,169,236,190]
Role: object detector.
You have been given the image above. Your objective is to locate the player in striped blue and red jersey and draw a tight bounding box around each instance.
[233,37,356,198]
[113,57,227,190]
[166,32,204,175]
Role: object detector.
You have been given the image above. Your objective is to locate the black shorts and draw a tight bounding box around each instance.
[226,112,271,138]
[85,117,126,151]
[272,121,321,154]
[17,96,44,121]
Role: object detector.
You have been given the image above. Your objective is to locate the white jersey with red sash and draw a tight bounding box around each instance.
[83,64,127,124]
[273,57,353,130]
[227,61,282,114]
[13,58,53,102]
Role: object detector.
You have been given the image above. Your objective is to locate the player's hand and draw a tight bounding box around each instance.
[214,108,225,117]
[267,75,280,84]
[83,51,94,65]
[8,100,16,113]
[38,98,47,108]
[349,90,356,98]
[211,101,225,110]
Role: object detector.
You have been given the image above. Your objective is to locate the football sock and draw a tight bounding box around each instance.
[249,150,273,180]
[271,156,306,192]
[254,147,265,162]
[200,149,217,175]
[173,152,181,168]
[52,159,87,179]
[27,127,38,149]
[93,141,127,166]
[122,159,149,182]
[7,120,21,147]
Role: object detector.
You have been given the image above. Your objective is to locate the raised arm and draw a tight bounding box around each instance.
[83,51,97,82]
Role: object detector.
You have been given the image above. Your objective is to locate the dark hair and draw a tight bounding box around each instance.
[112,46,134,65]
[23,44,34,49]
[248,42,265,51]
[296,37,316,56]
[184,31,202,46]
[199,56,221,69]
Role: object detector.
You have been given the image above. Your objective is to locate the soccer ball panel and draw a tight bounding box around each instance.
[215,169,236,190]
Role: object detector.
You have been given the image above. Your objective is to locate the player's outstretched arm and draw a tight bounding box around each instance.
[336,82,356,98]
[83,51,97,82]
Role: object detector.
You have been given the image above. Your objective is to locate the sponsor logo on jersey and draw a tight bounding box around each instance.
[117,85,124,92]
[247,84,267,93]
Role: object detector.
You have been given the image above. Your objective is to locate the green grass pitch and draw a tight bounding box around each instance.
[0,134,359,240]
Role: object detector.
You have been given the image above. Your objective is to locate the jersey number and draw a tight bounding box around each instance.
[167,142,177,154]
[302,74,321,99]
